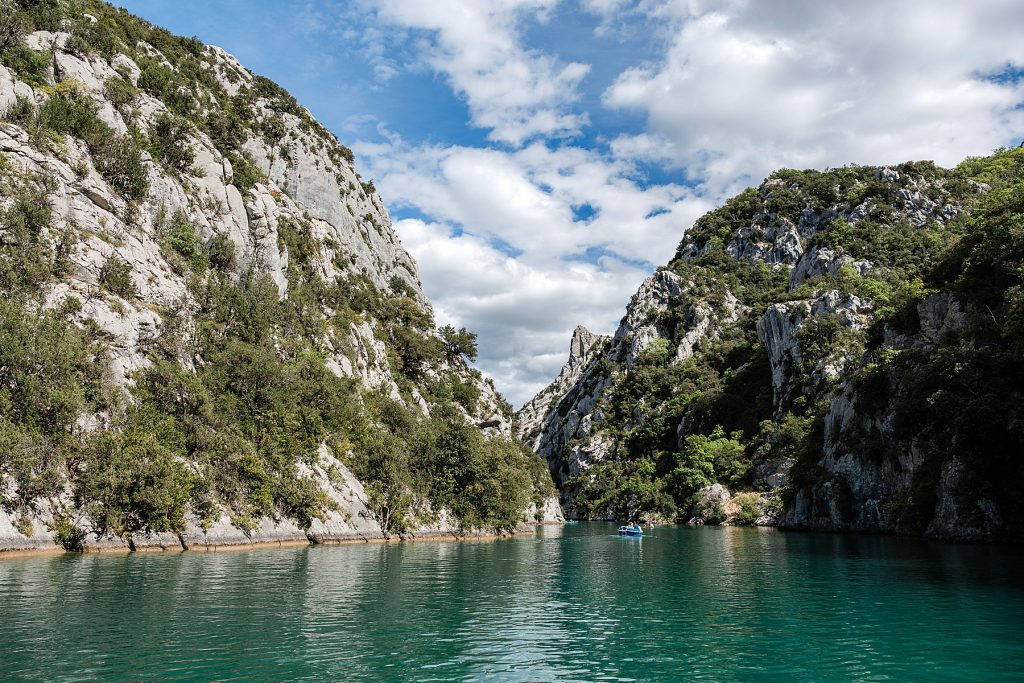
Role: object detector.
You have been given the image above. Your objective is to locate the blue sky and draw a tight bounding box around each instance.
[112,0,1024,406]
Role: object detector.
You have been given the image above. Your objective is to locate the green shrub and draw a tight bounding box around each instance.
[99,254,135,298]
[666,428,747,505]
[50,516,87,551]
[569,457,674,522]
[3,94,36,126]
[250,74,302,116]
[78,424,196,538]
[732,493,764,526]
[38,83,103,138]
[3,45,50,87]
[149,113,194,173]
[136,56,172,96]
[449,377,480,412]
[713,435,751,486]
[67,12,121,58]
[12,0,65,33]
[93,133,149,199]
[0,174,64,294]
[204,97,251,153]
[0,295,101,512]
[228,152,264,192]
[39,83,148,199]
[668,436,716,504]
[0,5,28,54]
[160,209,207,273]
[260,114,286,144]
[815,217,854,250]
[0,299,92,430]
[102,76,139,111]
[207,233,237,272]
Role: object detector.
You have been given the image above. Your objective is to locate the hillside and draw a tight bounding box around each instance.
[520,148,1024,542]
[0,0,556,552]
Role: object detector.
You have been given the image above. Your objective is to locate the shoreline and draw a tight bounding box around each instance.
[0,525,539,560]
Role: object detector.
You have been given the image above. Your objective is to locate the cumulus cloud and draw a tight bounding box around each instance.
[603,0,1024,194]
[354,0,1024,407]
[355,136,710,404]
[374,0,591,145]
[395,218,653,404]
[359,136,706,263]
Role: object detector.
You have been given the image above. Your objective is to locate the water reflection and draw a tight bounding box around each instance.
[1,526,1023,681]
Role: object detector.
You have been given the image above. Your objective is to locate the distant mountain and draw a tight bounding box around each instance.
[0,0,557,553]
[520,149,1024,542]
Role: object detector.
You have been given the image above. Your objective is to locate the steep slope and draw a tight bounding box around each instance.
[0,0,555,552]
[520,150,1024,541]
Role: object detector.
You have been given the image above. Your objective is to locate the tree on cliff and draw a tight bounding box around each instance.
[439,325,478,364]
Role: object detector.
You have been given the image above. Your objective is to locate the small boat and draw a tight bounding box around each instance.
[617,524,643,537]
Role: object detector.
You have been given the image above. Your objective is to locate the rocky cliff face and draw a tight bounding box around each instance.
[518,268,741,496]
[519,154,1024,541]
[0,1,556,553]
[1,39,420,396]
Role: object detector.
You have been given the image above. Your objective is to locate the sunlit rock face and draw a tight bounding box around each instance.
[519,158,1014,540]
[0,12,546,552]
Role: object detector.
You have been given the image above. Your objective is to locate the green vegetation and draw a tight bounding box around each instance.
[439,324,478,363]
[34,81,148,199]
[865,147,1024,537]
[156,208,207,274]
[0,300,101,509]
[565,148,1024,539]
[228,152,264,192]
[2,44,50,87]
[0,167,70,293]
[148,113,194,174]
[0,2,551,547]
[570,425,747,521]
[98,254,134,298]
[101,75,138,111]
[349,396,550,534]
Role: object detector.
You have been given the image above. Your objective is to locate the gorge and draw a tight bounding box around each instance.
[2,3,1024,681]
[2,0,1023,555]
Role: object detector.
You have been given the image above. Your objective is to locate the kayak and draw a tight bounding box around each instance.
[617,525,643,537]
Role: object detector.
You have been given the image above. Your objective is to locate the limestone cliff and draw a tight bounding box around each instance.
[0,1,555,553]
[519,154,1024,541]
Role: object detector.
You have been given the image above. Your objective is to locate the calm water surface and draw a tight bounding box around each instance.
[1,524,1023,681]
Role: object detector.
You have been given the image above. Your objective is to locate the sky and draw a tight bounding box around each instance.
[111,0,1024,407]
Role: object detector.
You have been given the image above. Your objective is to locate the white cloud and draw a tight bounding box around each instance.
[360,136,706,264]
[395,218,652,404]
[355,135,710,405]
[373,0,591,145]
[352,0,1024,407]
[603,0,1024,194]
[115,2,1024,415]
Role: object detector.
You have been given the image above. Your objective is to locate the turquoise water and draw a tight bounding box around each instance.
[1,524,1023,681]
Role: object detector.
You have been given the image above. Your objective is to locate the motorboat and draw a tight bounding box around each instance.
[617,524,643,537]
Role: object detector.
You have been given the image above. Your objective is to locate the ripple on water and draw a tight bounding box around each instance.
[1,525,1023,681]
